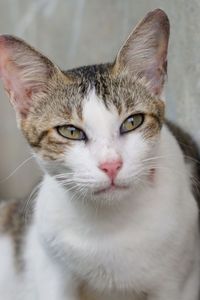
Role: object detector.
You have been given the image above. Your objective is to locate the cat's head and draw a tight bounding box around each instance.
[0,9,169,203]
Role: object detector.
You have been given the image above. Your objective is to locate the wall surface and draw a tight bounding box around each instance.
[0,0,199,199]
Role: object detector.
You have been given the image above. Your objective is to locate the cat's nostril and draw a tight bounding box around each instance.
[99,161,123,181]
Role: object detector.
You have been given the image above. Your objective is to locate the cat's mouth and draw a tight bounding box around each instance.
[94,183,129,195]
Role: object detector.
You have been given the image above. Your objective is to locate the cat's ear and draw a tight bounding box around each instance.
[0,35,68,119]
[113,9,169,97]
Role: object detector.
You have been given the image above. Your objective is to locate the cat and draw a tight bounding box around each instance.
[0,8,199,300]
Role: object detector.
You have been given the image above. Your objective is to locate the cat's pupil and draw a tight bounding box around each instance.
[69,127,75,135]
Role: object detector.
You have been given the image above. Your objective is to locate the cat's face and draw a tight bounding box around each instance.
[30,71,164,202]
[0,9,169,202]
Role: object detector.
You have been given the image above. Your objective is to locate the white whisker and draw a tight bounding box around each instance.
[0,155,35,183]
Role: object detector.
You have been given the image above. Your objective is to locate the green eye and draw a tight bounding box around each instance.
[120,114,144,134]
[57,125,86,141]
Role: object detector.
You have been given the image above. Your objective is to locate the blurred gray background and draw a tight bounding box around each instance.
[0,0,199,199]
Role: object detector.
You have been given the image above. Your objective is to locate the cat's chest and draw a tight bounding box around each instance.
[46,218,168,293]
[80,286,146,300]
[53,231,148,291]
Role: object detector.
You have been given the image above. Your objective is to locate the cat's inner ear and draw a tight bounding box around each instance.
[0,35,68,118]
[113,9,169,97]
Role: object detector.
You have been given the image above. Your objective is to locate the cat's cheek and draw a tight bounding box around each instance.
[62,144,103,179]
[119,133,148,163]
[117,133,158,185]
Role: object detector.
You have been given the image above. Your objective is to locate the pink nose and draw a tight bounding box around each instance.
[99,160,122,181]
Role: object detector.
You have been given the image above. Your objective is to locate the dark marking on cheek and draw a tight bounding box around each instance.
[47,149,64,154]
[141,115,162,139]
[150,113,163,128]
[29,143,42,148]
[29,130,48,147]
[43,142,66,154]
[42,154,58,160]
[38,130,48,143]
[50,141,70,145]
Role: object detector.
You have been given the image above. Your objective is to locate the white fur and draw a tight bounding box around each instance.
[1,90,200,299]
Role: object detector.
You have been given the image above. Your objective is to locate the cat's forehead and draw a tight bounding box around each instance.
[29,63,163,136]
[82,88,119,136]
[64,63,155,118]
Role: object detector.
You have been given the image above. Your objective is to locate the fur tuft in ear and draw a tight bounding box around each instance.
[113,9,170,97]
[0,35,62,118]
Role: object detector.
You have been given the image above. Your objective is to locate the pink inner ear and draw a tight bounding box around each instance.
[116,9,169,97]
[145,59,167,96]
[0,38,32,117]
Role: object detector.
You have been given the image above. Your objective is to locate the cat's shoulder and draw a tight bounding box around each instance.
[165,119,200,208]
[0,197,32,268]
[0,198,25,234]
[165,120,200,163]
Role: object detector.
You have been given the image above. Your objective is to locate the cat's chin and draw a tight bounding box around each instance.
[91,185,132,204]
[94,183,129,195]
[89,183,132,203]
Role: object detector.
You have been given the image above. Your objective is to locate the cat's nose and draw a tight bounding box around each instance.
[99,160,123,181]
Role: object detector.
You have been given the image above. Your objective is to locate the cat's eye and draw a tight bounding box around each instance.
[120,114,144,134]
[57,125,86,141]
